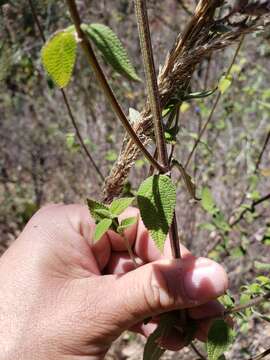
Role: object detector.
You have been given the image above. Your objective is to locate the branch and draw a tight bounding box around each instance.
[224,292,270,316]
[206,191,270,254]
[134,0,181,259]
[249,347,270,360]
[28,0,104,183]
[184,34,245,170]
[66,0,165,177]
[190,342,207,360]
[231,192,270,227]
[255,129,270,172]
[103,1,264,201]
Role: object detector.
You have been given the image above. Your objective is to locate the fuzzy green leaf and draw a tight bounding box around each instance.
[207,319,234,360]
[143,313,178,360]
[201,187,216,214]
[137,175,176,251]
[94,218,112,242]
[41,30,77,88]
[117,217,137,233]
[218,76,232,94]
[110,197,134,216]
[94,208,113,219]
[81,23,140,81]
[87,198,110,222]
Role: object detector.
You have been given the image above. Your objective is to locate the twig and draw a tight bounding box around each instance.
[176,0,193,16]
[255,129,270,172]
[231,192,270,227]
[206,191,270,255]
[224,292,270,316]
[28,0,104,183]
[61,90,105,181]
[123,234,138,268]
[249,347,270,360]
[134,0,181,259]
[184,35,245,170]
[66,0,165,175]
[190,342,207,360]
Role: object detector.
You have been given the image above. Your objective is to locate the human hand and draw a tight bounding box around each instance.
[0,204,228,359]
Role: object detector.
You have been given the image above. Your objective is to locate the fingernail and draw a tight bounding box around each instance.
[184,258,228,301]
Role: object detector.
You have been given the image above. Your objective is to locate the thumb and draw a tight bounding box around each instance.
[104,257,228,330]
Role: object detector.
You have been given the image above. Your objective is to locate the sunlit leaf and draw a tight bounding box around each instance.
[218,75,232,94]
[110,197,134,216]
[117,217,137,233]
[201,187,216,214]
[41,29,77,88]
[94,218,112,242]
[87,198,110,222]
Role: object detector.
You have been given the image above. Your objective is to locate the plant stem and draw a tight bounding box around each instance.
[255,129,270,172]
[249,347,270,360]
[66,0,165,174]
[28,0,104,183]
[224,292,270,316]
[61,90,105,181]
[123,234,138,269]
[190,342,207,360]
[134,0,181,259]
[134,0,169,170]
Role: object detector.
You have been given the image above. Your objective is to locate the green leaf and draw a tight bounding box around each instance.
[87,198,110,222]
[110,197,134,216]
[117,217,137,233]
[81,23,140,81]
[254,261,270,271]
[172,160,198,200]
[94,208,113,219]
[207,319,234,360]
[212,212,231,232]
[94,218,112,242]
[143,313,178,360]
[220,293,235,308]
[41,30,77,88]
[137,175,176,251]
[218,75,232,94]
[183,88,217,100]
[201,187,217,214]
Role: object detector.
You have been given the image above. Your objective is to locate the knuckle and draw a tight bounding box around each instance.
[143,266,177,313]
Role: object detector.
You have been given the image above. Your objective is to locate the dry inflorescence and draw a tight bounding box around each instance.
[103,0,270,202]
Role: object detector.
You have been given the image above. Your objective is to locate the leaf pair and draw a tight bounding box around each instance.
[87,197,136,242]
[88,175,177,252]
[41,23,140,88]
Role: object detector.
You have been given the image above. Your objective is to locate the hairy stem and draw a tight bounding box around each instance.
[28,0,104,183]
[134,0,181,259]
[66,0,165,174]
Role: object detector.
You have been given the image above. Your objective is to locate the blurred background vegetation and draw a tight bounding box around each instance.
[0,0,270,359]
